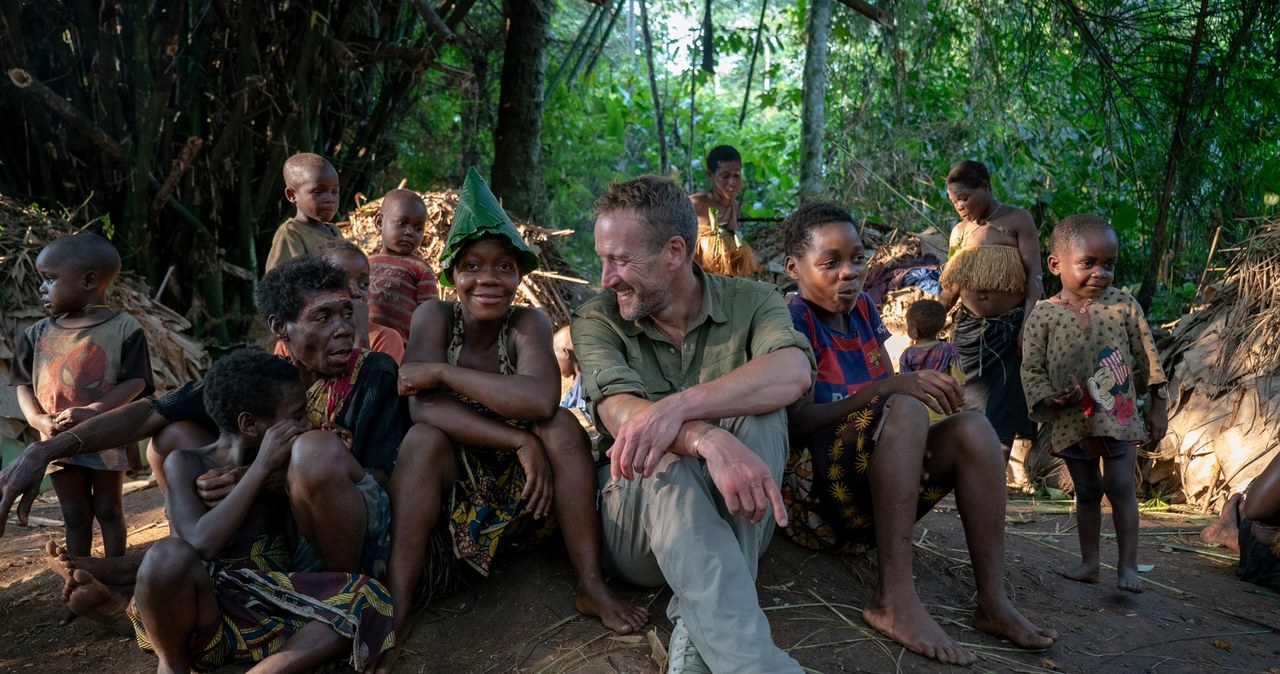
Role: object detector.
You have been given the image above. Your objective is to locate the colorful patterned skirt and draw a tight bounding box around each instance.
[448,445,557,576]
[128,534,395,670]
[782,394,949,553]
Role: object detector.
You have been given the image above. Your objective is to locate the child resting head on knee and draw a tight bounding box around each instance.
[1020,213,1169,593]
[128,349,395,671]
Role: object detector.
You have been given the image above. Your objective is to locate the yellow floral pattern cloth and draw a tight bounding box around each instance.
[782,394,949,552]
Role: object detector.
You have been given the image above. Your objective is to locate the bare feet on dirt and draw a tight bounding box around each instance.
[43,540,142,586]
[50,606,78,627]
[1199,493,1242,554]
[64,569,135,636]
[369,609,417,674]
[973,599,1057,649]
[863,594,976,665]
[366,644,400,674]
[1117,568,1144,594]
[575,579,649,634]
[43,542,79,621]
[1057,562,1100,584]
[44,541,73,580]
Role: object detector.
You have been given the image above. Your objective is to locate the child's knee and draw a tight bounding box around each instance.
[54,488,95,529]
[1074,481,1105,505]
[60,504,95,531]
[93,497,125,525]
[139,538,201,586]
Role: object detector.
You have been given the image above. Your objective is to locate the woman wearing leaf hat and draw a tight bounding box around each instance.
[382,168,647,658]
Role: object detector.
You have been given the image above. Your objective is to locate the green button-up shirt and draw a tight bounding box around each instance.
[571,266,816,454]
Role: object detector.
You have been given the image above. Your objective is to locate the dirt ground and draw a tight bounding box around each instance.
[1,483,1277,674]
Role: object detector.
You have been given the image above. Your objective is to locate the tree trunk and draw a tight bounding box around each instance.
[638,0,668,174]
[799,0,832,204]
[1137,0,1209,310]
[491,0,553,222]
[0,2,470,340]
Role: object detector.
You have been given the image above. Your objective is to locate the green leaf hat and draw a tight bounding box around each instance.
[438,166,541,287]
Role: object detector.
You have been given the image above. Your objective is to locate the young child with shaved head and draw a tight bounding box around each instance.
[12,232,153,624]
[265,152,344,272]
[368,188,439,341]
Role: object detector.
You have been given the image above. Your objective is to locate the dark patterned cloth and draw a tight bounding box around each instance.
[952,305,1035,444]
[128,534,395,670]
[782,394,948,552]
[308,349,410,476]
[443,304,555,575]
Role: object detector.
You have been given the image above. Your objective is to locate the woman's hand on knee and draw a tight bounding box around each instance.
[517,437,554,519]
[888,371,963,415]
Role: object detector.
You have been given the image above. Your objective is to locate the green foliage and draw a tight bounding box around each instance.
[388,0,1278,322]
[821,0,1280,313]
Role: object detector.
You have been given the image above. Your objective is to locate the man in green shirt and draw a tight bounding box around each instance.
[572,175,813,673]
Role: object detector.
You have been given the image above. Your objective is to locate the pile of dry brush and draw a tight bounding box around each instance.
[1147,215,1280,510]
[0,196,207,444]
[341,186,591,330]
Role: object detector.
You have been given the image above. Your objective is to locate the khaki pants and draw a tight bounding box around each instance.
[596,410,802,673]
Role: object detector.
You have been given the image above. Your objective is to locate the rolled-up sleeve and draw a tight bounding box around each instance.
[749,291,817,376]
[571,311,648,426]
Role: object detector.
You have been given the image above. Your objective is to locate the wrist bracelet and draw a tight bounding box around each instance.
[691,425,716,459]
[64,430,86,456]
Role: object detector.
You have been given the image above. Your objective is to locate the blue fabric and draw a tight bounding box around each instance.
[787,293,892,405]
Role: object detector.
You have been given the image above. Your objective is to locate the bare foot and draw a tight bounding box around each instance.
[60,552,144,586]
[44,541,74,581]
[366,645,400,674]
[1199,494,1242,554]
[863,594,976,665]
[51,606,78,627]
[575,579,648,634]
[1057,562,1099,584]
[44,544,81,613]
[65,569,135,636]
[1117,568,1144,594]
[973,599,1057,650]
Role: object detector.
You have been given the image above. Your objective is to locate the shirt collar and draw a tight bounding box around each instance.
[619,263,728,339]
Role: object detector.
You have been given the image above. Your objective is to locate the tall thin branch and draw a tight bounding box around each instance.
[638,0,668,174]
[1138,0,1211,310]
[738,0,768,128]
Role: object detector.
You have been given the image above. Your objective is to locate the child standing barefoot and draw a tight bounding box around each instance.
[1021,214,1168,593]
[12,233,153,621]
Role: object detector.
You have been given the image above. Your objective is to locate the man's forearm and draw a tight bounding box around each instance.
[50,398,168,458]
[597,394,713,458]
[669,347,811,423]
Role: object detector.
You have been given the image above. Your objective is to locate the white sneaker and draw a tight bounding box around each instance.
[667,618,712,674]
